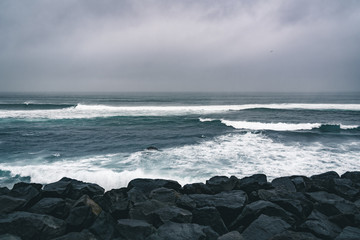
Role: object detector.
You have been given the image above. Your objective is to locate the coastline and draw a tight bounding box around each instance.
[1,171,360,239]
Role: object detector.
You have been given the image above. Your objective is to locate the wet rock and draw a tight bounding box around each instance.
[0,211,66,240]
[66,205,96,231]
[146,222,219,240]
[97,188,129,219]
[176,194,196,210]
[335,226,360,240]
[331,178,360,201]
[89,211,119,240]
[8,182,42,209]
[182,182,213,194]
[150,206,192,225]
[129,199,167,221]
[149,187,180,204]
[0,196,26,214]
[311,171,340,180]
[218,231,243,240]
[290,176,312,192]
[299,210,342,240]
[271,177,296,193]
[0,234,22,240]
[127,178,181,196]
[28,197,68,219]
[116,219,155,240]
[310,171,340,192]
[146,146,159,151]
[52,229,99,240]
[235,174,271,193]
[43,177,104,200]
[192,206,228,235]
[72,194,102,216]
[128,187,148,203]
[241,214,291,240]
[206,176,238,193]
[341,171,360,184]
[0,187,10,195]
[230,200,295,230]
[270,230,321,240]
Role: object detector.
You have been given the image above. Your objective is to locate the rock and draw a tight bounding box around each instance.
[52,229,99,240]
[0,187,10,195]
[116,219,155,240]
[127,178,181,196]
[311,171,340,180]
[89,211,119,240]
[0,211,66,240]
[0,234,22,240]
[182,182,213,194]
[188,190,248,226]
[0,196,26,214]
[290,176,312,192]
[128,187,148,203]
[206,176,238,193]
[149,187,181,204]
[176,194,197,210]
[341,171,360,183]
[218,231,243,240]
[270,230,321,240]
[28,197,68,219]
[192,206,228,235]
[310,171,340,192]
[129,199,167,221]
[8,182,42,209]
[230,200,296,230]
[97,188,129,219]
[72,194,102,216]
[271,177,296,193]
[234,174,271,193]
[66,205,96,232]
[241,214,291,240]
[146,146,159,151]
[146,222,219,240]
[331,178,360,201]
[150,206,192,225]
[43,177,104,200]
[299,210,342,239]
[335,226,360,240]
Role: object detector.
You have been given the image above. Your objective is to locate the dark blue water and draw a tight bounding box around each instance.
[0,92,359,190]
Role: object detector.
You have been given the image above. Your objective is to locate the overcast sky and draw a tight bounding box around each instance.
[0,0,359,92]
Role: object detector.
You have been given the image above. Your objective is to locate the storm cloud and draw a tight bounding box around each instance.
[0,0,359,92]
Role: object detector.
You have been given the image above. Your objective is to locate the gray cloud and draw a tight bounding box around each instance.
[0,0,359,92]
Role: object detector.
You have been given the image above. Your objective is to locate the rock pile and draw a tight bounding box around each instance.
[1,171,360,239]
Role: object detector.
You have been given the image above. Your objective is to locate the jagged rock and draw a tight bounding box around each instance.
[89,211,119,240]
[146,222,219,240]
[127,178,181,196]
[129,199,167,221]
[230,200,295,230]
[290,176,312,192]
[28,197,68,219]
[331,178,360,201]
[116,219,155,240]
[146,146,159,151]
[150,206,192,225]
[66,205,96,231]
[72,194,102,216]
[341,171,360,183]
[176,194,197,210]
[235,174,271,193]
[206,176,238,193]
[182,182,213,194]
[188,190,248,226]
[52,229,99,240]
[0,211,66,240]
[311,171,340,180]
[0,187,10,195]
[97,188,129,219]
[128,187,148,203]
[0,234,22,240]
[241,215,291,240]
[271,177,296,193]
[335,226,360,240]
[218,231,243,240]
[0,196,26,214]
[270,230,321,240]
[299,210,342,239]
[43,177,104,200]
[192,206,228,235]
[310,171,340,192]
[149,187,180,204]
[8,182,42,209]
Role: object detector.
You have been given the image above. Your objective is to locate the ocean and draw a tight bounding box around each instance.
[0,92,359,190]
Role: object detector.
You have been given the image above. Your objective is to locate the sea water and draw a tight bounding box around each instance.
[0,92,359,190]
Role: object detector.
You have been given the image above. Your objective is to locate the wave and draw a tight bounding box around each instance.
[0,103,360,119]
[202,119,359,132]
[0,103,76,110]
[1,132,359,190]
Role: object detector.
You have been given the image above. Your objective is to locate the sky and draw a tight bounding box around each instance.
[0,0,360,92]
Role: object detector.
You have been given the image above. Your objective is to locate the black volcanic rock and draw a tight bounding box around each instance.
[235,174,271,193]
[116,219,155,240]
[8,182,42,209]
[96,188,129,219]
[270,230,321,240]
[52,229,99,240]
[127,178,181,196]
[0,196,26,214]
[341,171,360,184]
[89,211,119,240]
[335,226,360,240]
[192,206,228,235]
[28,197,68,219]
[149,187,180,204]
[206,176,238,193]
[218,231,243,240]
[271,177,296,193]
[182,182,213,194]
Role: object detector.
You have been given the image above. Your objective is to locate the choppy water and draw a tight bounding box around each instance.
[0,92,359,190]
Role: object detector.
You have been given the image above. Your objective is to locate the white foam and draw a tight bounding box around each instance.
[0,103,360,119]
[1,133,359,190]
[221,120,320,131]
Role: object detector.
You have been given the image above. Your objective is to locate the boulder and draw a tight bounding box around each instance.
[0,196,26,214]
[270,230,321,240]
[66,205,96,232]
[127,178,181,196]
[290,176,312,192]
[176,194,197,210]
[52,229,99,240]
[0,234,22,240]
[234,174,271,193]
[182,183,213,194]
[271,177,296,193]
[310,171,340,192]
[28,197,68,219]
[89,211,119,240]
[96,188,129,219]
[299,210,342,239]
[331,178,360,201]
[241,215,291,240]
[146,222,219,240]
[0,187,10,195]
[218,231,244,240]
[150,206,192,225]
[335,226,360,240]
[341,171,360,184]
[116,219,155,240]
[206,176,238,193]
[0,211,66,240]
[43,177,104,199]
[72,194,102,216]
[230,200,296,230]
[149,187,181,204]
[8,182,42,209]
[127,187,148,203]
[192,206,228,235]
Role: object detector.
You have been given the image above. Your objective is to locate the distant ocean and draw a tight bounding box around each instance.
[0,92,359,190]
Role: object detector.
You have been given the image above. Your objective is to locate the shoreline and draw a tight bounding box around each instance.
[0,171,360,239]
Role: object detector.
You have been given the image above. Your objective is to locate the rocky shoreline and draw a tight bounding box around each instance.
[1,171,360,240]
